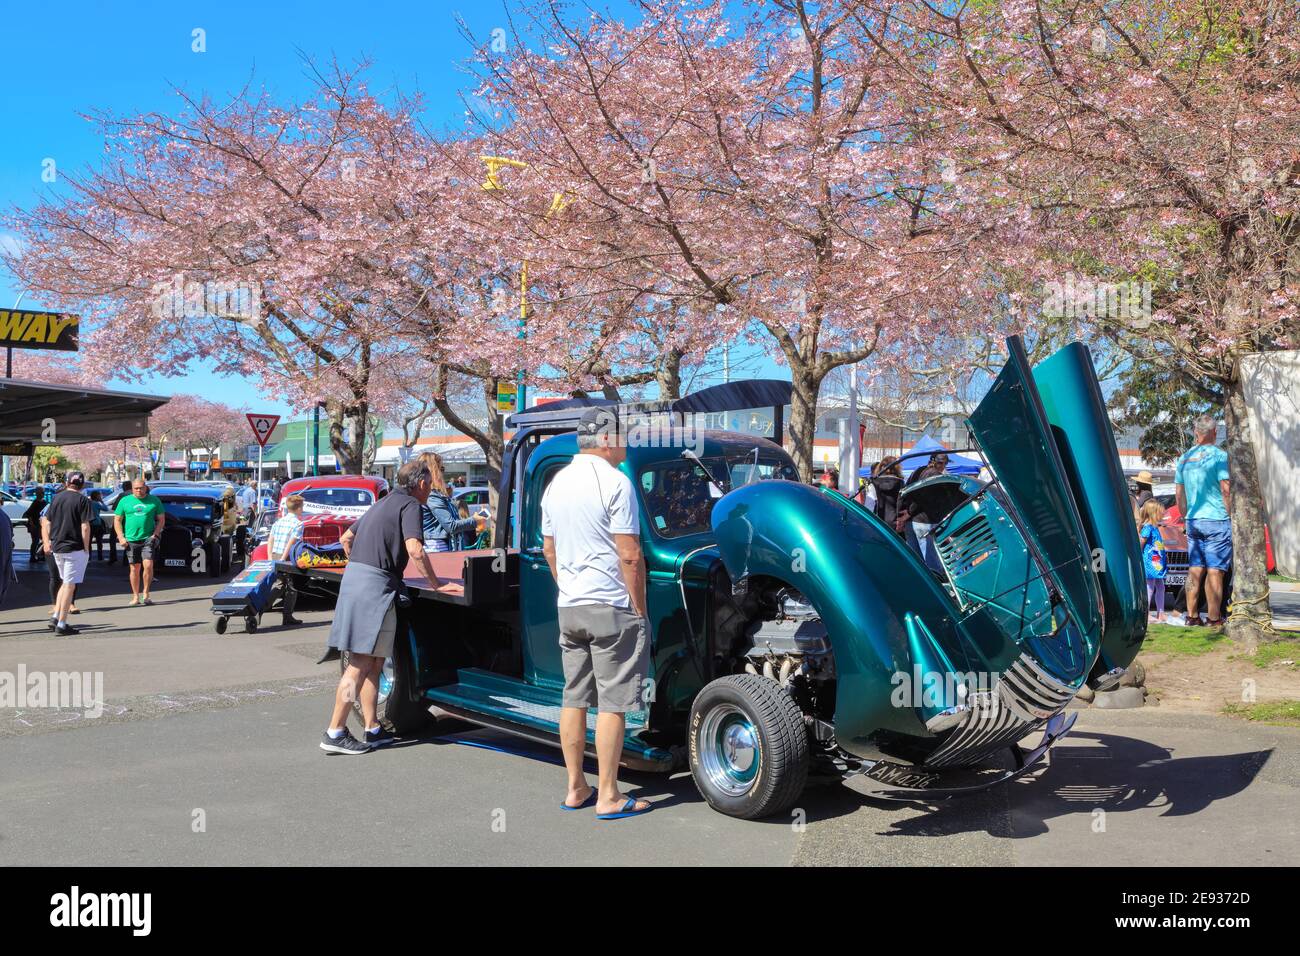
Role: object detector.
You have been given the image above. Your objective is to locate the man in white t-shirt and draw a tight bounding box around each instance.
[541,407,652,820]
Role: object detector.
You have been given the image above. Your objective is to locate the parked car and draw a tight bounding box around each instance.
[1,489,30,522]
[330,337,1144,820]
[152,486,232,576]
[276,475,388,549]
[452,485,491,514]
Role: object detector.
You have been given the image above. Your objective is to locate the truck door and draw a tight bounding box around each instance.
[518,454,571,689]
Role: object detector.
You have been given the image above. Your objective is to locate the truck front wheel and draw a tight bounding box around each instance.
[688,674,810,820]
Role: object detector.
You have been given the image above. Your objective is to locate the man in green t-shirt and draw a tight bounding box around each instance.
[113,480,166,606]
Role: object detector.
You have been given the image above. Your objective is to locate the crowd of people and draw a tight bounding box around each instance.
[14,475,173,633]
[815,451,953,569]
[3,418,1240,639]
[0,454,490,631]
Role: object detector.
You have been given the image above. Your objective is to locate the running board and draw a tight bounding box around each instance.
[425,669,674,772]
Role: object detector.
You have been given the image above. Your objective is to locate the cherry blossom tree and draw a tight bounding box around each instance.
[864,0,1300,642]
[467,0,999,479]
[2,61,436,474]
[171,395,253,475]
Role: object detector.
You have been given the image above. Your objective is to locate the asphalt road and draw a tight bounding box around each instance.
[2,534,1298,866]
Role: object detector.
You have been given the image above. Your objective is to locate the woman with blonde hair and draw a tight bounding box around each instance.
[416,452,485,551]
[1137,498,1169,622]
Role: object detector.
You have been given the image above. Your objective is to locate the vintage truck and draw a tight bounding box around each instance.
[341,337,1147,819]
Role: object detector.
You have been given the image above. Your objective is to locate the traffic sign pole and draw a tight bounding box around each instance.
[245,414,281,514]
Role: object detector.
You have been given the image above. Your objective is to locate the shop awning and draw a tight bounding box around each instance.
[0,377,170,444]
[373,440,486,466]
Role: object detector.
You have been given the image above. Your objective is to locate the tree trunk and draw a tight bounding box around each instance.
[479,379,505,518]
[1223,376,1276,647]
[328,401,369,475]
[656,348,684,400]
[787,368,821,483]
[431,370,504,526]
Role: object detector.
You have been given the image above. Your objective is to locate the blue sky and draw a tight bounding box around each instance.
[0,0,776,419]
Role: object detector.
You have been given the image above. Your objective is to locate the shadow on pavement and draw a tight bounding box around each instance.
[853,730,1271,839]
[392,720,881,822]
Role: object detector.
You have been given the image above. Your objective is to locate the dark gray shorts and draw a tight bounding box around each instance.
[558,603,649,712]
[124,540,155,564]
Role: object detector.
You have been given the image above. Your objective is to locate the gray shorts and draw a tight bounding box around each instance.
[558,603,649,712]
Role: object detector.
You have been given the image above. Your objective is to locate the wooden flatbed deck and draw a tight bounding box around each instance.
[276,548,518,607]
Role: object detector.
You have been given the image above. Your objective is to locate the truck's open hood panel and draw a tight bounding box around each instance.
[966,338,1103,646]
[1032,343,1148,679]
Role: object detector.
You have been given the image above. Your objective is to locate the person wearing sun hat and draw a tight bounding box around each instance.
[1131,470,1155,515]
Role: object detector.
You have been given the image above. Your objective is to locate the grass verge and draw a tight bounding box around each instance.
[1143,623,1230,656]
[1222,700,1300,726]
[1230,635,1300,670]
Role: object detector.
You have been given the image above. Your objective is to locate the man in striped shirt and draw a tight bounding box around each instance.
[268,494,305,627]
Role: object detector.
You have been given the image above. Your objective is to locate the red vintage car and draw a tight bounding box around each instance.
[248,475,389,561]
[278,475,389,547]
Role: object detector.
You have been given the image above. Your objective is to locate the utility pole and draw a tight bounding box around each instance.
[838,362,860,497]
[312,403,321,476]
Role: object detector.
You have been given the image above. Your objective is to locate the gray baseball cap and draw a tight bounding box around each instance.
[576,406,620,436]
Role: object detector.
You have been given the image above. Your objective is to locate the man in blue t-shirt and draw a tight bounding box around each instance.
[1174,415,1232,627]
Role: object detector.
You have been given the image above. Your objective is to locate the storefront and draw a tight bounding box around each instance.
[373,440,488,486]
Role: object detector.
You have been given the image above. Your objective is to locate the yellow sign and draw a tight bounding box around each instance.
[0,309,80,352]
[495,381,518,413]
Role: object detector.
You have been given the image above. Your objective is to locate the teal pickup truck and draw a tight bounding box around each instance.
[356,337,1146,819]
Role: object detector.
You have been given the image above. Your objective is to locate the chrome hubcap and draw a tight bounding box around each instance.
[699,704,760,796]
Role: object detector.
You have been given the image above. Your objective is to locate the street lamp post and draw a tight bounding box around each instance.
[480,156,568,414]
[5,289,24,379]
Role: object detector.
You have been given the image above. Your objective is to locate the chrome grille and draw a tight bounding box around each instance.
[925,692,1029,767]
[997,655,1077,721]
[923,651,1077,768]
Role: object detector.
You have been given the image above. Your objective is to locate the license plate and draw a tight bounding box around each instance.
[1166,573,1186,586]
[165,559,187,568]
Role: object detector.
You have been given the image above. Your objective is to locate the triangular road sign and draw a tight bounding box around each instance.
[246,414,281,448]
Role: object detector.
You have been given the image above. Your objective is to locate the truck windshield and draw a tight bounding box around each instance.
[639,454,796,538]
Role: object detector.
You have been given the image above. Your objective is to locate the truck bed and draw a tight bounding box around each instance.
[276,548,519,608]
